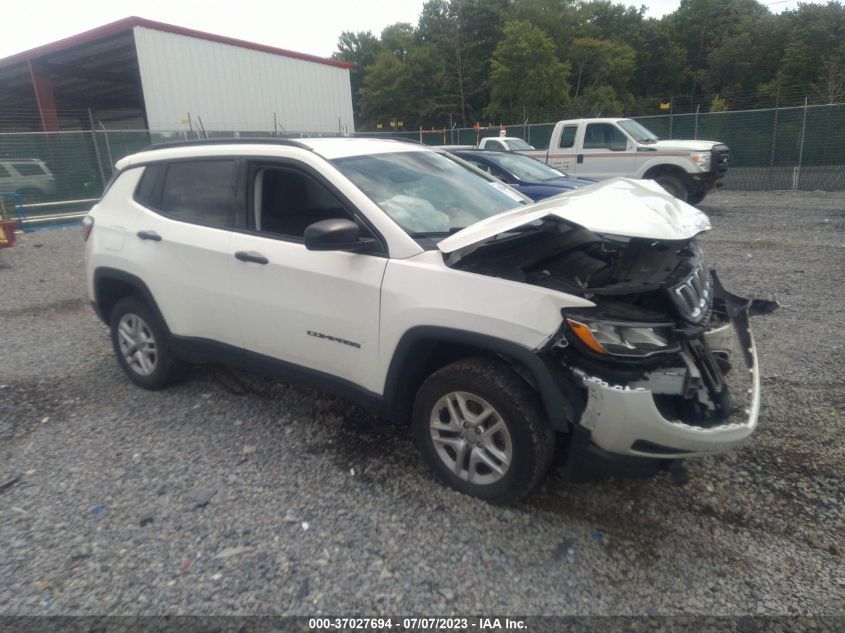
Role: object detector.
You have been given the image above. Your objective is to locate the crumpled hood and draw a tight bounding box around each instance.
[437,177,711,255]
[651,139,720,152]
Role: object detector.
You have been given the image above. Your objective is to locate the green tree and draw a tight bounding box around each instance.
[710,94,729,112]
[573,85,626,116]
[507,0,580,57]
[332,31,383,124]
[358,51,414,127]
[417,0,508,123]
[485,20,570,120]
[380,23,416,61]
[705,14,785,102]
[669,0,770,98]
[777,3,845,101]
[405,45,453,123]
[567,37,636,97]
[812,44,845,104]
[632,19,688,103]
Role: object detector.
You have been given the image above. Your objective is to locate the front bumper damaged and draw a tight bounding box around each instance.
[571,274,776,459]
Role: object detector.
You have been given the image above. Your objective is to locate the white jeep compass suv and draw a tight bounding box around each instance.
[83,138,775,503]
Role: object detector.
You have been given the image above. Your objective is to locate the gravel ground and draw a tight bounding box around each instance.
[0,191,843,616]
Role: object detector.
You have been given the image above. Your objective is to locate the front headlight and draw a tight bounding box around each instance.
[565,318,680,357]
[691,151,711,171]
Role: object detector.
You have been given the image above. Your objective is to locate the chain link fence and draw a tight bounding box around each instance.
[413,103,845,191]
[0,103,842,228]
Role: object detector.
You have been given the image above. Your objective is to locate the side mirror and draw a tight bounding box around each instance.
[304,218,374,252]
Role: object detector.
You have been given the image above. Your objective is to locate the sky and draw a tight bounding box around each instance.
[0,0,832,61]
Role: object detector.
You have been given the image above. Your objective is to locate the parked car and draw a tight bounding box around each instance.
[452,149,594,201]
[83,138,774,504]
[0,158,56,202]
[477,136,535,151]
[522,118,729,204]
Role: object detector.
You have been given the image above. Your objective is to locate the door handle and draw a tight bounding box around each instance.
[136,230,162,241]
[235,250,269,265]
[577,154,584,164]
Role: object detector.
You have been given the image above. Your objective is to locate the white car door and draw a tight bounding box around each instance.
[576,122,637,180]
[227,162,386,393]
[127,160,242,348]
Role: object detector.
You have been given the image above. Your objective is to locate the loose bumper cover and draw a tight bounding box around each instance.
[572,279,772,459]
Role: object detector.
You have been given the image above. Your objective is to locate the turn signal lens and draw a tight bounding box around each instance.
[566,319,608,355]
[82,216,94,241]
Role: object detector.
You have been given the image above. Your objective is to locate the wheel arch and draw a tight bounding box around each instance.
[93,267,170,333]
[381,326,579,431]
[641,162,691,183]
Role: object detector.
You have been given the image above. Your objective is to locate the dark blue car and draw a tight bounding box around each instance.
[452,150,594,201]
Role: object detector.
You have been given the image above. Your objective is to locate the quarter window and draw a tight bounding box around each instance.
[0,164,10,177]
[159,160,237,228]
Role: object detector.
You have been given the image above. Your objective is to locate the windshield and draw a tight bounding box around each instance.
[503,138,534,150]
[332,151,526,236]
[618,120,659,143]
[487,152,566,181]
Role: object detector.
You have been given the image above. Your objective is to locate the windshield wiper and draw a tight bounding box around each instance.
[409,227,465,238]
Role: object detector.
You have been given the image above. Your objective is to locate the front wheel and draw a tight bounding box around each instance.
[687,191,706,205]
[653,174,688,202]
[413,357,555,504]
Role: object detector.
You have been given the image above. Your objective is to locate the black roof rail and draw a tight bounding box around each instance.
[141,137,313,152]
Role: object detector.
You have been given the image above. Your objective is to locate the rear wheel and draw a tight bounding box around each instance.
[413,357,555,504]
[653,174,688,202]
[110,296,182,390]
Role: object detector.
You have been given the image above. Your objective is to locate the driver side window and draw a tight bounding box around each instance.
[252,166,362,239]
[583,123,629,150]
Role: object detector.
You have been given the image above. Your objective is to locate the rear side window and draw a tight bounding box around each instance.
[558,125,578,149]
[0,164,9,177]
[158,160,237,228]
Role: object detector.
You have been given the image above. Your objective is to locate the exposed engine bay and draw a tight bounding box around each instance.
[446,217,777,432]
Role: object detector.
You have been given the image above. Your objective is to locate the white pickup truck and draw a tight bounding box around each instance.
[522,118,729,204]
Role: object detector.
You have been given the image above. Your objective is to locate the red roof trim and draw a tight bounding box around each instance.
[0,16,352,71]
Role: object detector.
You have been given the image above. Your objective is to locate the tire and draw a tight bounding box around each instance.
[110,296,183,390]
[413,357,555,504]
[653,174,688,202]
[687,191,706,205]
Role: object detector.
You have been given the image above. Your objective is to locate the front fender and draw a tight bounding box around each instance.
[635,155,699,179]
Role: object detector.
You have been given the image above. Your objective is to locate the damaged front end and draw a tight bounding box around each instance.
[440,181,777,466]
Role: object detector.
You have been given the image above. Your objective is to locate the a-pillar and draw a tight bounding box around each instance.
[28,61,59,132]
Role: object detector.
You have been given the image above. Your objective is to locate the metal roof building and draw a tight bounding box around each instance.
[0,17,354,134]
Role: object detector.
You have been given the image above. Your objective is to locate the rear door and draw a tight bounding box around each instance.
[128,159,242,348]
[576,122,637,179]
[227,159,387,393]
